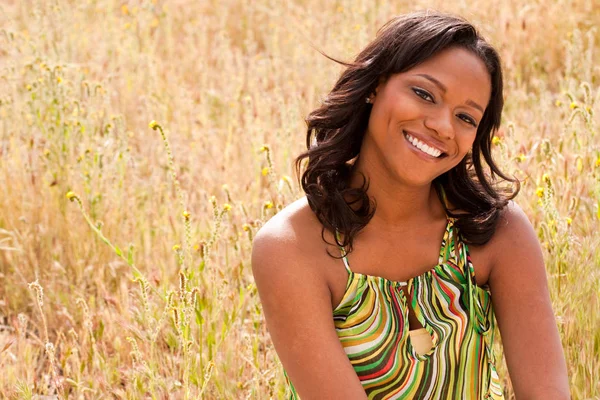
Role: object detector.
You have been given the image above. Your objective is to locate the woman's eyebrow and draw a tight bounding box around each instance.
[414,73,484,113]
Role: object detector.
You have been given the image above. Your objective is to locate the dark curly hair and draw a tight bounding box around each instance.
[293,10,520,257]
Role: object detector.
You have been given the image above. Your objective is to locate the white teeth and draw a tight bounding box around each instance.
[406,133,442,157]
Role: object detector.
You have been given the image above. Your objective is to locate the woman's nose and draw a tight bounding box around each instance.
[424,109,455,140]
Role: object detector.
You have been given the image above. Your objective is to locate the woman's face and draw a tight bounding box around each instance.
[364,46,492,187]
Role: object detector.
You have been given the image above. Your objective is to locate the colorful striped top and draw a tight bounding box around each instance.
[284,216,505,399]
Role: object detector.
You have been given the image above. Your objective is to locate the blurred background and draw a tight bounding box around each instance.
[0,0,598,398]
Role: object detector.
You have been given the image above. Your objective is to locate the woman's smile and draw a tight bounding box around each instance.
[402,130,449,161]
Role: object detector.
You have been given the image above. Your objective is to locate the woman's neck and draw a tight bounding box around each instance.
[347,166,446,231]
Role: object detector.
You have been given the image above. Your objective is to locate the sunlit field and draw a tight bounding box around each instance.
[0,0,598,398]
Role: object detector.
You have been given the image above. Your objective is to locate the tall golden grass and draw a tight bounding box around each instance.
[0,0,598,398]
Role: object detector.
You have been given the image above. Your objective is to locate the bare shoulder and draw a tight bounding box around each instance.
[494,200,534,235]
[486,200,540,270]
[251,196,327,282]
[463,200,537,286]
[251,195,326,296]
[253,196,321,253]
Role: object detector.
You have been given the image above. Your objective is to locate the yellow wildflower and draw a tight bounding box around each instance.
[264,201,274,209]
[595,158,600,168]
[259,145,270,152]
[66,191,78,201]
[43,148,50,156]
[261,167,269,176]
[148,120,159,130]
[223,203,232,212]
[565,217,572,226]
[535,187,544,198]
[56,76,62,84]
[555,100,562,107]
[26,84,32,91]
[242,223,251,232]
[542,173,551,184]
[516,154,526,163]
[172,244,181,251]
[569,102,578,110]
[576,157,583,173]
[182,210,190,220]
[492,136,501,145]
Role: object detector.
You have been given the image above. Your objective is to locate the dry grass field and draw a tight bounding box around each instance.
[0,0,599,398]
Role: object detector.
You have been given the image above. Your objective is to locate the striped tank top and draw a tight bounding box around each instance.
[284,216,505,399]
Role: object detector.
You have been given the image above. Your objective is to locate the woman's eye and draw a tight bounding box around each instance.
[459,114,477,127]
[412,88,434,102]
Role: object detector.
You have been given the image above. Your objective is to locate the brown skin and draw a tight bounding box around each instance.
[252,47,570,399]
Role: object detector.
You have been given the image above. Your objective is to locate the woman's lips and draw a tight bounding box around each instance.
[403,131,448,160]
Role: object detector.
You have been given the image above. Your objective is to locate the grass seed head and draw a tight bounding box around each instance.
[28,281,44,307]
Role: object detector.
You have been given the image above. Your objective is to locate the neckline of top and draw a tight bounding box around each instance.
[334,216,458,287]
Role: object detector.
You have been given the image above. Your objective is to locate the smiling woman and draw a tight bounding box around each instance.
[251,10,570,400]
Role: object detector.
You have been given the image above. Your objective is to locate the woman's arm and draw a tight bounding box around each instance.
[487,201,570,399]
[251,221,368,400]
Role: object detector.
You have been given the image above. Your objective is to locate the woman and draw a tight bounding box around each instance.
[251,10,570,399]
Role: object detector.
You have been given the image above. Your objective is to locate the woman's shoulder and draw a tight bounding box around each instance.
[494,200,531,232]
[454,200,532,286]
[490,200,538,251]
[471,200,538,276]
[251,197,337,314]
[252,197,330,275]
[254,196,322,250]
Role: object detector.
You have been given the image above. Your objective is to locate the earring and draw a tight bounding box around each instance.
[365,97,372,104]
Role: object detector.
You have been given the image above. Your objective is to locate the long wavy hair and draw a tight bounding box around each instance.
[293,10,520,257]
